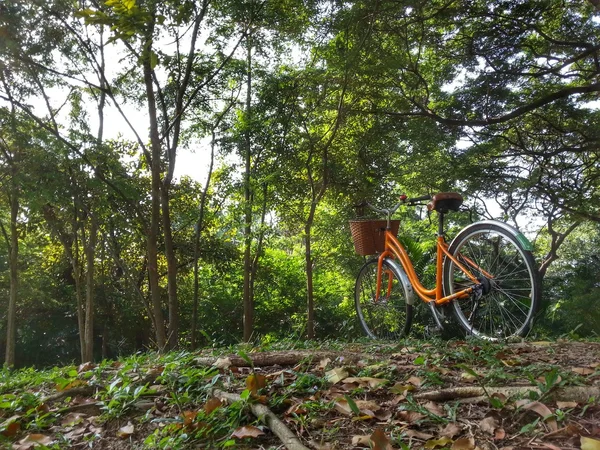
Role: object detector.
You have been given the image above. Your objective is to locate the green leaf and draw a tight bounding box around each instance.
[237,350,254,369]
[489,396,504,409]
[150,51,159,70]
[344,395,360,415]
[413,356,425,365]
[239,389,251,401]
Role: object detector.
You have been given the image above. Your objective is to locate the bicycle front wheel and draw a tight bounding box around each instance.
[355,258,413,340]
[443,222,540,340]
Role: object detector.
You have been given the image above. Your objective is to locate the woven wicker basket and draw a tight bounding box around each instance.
[349,220,400,256]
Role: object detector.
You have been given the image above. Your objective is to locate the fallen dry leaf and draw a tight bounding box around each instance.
[78,362,95,372]
[61,412,87,427]
[389,382,416,394]
[440,422,462,438]
[351,434,371,446]
[581,436,600,450]
[182,410,198,427]
[405,429,434,440]
[116,422,135,439]
[490,392,507,406]
[423,401,444,417]
[374,409,393,421]
[13,434,54,450]
[522,401,558,432]
[556,401,578,409]
[334,398,353,416]
[344,376,388,389]
[204,397,222,414]
[500,359,521,367]
[406,376,422,387]
[231,425,265,439]
[246,373,267,395]
[425,436,453,448]
[325,367,349,384]
[572,367,594,375]
[397,410,426,423]
[479,416,499,435]
[451,437,476,450]
[355,399,382,412]
[460,372,478,382]
[0,415,21,437]
[318,357,331,370]
[370,427,393,450]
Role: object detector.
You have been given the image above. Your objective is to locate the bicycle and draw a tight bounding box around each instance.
[350,192,541,341]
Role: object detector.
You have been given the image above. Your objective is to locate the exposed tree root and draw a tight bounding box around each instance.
[414,385,600,403]
[213,389,310,450]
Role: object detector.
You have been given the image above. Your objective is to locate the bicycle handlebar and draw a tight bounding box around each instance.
[355,194,432,220]
[400,194,432,204]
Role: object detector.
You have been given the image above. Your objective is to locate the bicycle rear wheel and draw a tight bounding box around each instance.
[355,258,413,340]
[443,222,540,340]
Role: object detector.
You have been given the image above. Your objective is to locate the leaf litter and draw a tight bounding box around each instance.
[0,339,597,449]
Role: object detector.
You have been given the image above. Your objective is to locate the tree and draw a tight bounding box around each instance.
[0,108,23,367]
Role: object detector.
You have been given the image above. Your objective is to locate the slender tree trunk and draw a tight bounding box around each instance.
[305,203,317,339]
[243,31,253,342]
[83,214,98,362]
[143,38,167,350]
[73,204,85,363]
[4,192,18,367]
[74,264,85,363]
[249,183,268,326]
[161,184,178,349]
[192,127,218,349]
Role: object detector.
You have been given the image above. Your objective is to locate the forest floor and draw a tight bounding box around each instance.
[0,339,599,450]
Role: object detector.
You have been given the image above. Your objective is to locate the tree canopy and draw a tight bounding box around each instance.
[0,0,599,367]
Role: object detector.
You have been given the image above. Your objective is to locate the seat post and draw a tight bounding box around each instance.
[438,211,445,236]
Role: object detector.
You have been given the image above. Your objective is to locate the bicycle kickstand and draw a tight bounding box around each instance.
[428,301,444,332]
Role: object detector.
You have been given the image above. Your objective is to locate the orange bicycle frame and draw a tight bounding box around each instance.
[375,230,489,305]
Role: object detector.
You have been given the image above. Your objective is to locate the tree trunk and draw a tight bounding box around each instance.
[161,183,178,350]
[74,264,85,363]
[143,40,167,351]
[83,213,98,362]
[242,31,253,342]
[305,203,316,340]
[249,183,268,329]
[191,126,218,349]
[4,192,18,367]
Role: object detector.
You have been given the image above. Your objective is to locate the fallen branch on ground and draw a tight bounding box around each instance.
[414,386,600,403]
[195,350,416,369]
[41,386,97,404]
[212,388,310,450]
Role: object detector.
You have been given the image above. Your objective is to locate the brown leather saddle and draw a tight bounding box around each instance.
[427,192,463,213]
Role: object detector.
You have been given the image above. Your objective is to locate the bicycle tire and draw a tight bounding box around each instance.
[443,222,541,340]
[355,258,413,340]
